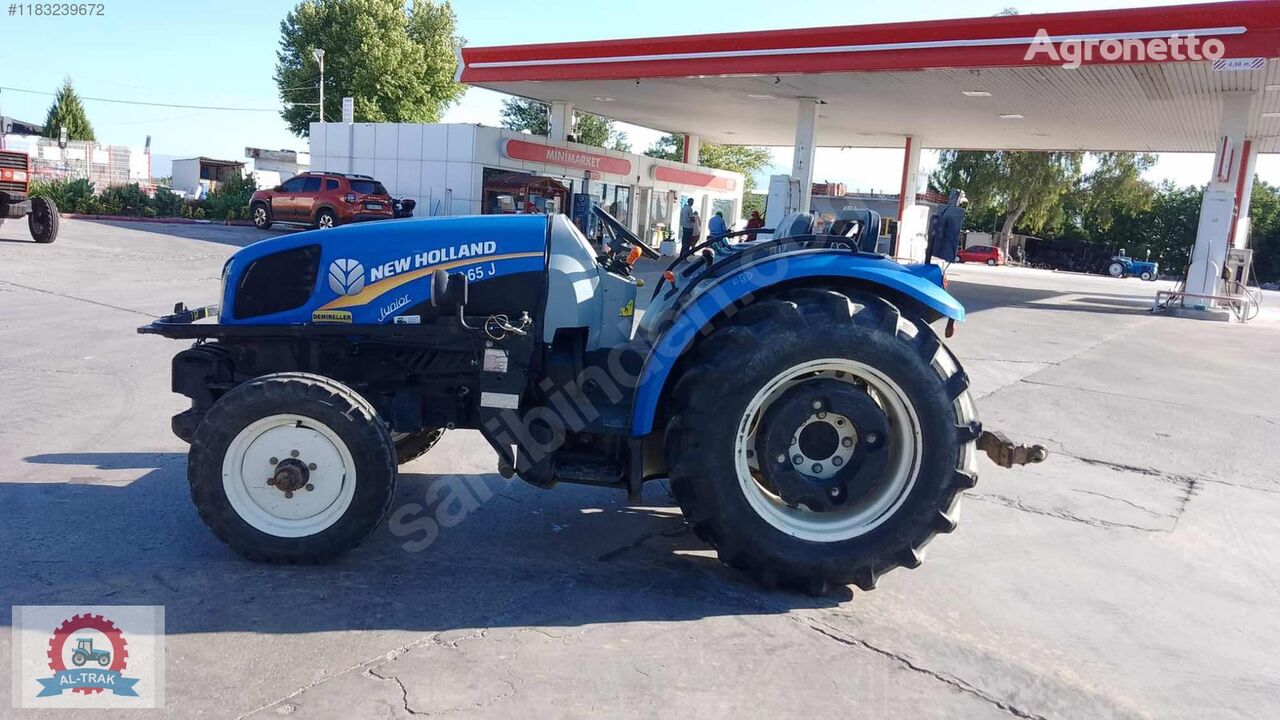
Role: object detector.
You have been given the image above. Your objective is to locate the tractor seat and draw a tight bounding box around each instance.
[772,213,814,239]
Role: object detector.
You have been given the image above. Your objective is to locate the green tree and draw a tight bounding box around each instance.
[932,150,1083,237]
[498,98,630,150]
[644,134,773,192]
[275,0,465,137]
[42,79,95,142]
[1068,153,1157,236]
[1245,180,1280,283]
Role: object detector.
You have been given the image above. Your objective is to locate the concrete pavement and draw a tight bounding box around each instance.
[2,220,1278,718]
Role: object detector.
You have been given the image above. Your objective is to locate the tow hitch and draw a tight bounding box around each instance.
[978,430,1048,468]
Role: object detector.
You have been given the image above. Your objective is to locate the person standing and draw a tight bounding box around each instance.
[745,210,765,242]
[690,209,702,250]
[679,197,696,253]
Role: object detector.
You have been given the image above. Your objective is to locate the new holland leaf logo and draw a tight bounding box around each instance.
[328,259,365,296]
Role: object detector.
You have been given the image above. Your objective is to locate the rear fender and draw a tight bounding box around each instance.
[630,252,964,436]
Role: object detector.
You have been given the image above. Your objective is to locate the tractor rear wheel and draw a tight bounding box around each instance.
[393,428,446,465]
[188,372,397,563]
[29,197,59,243]
[665,289,979,594]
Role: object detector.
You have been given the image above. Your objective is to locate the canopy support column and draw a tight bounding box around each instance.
[1184,91,1258,305]
[549,101,574,142]
[897,136,922,223]
[682,134,701,164]
[792,99,819,215]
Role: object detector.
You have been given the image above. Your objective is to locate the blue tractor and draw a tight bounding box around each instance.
[140,208,1043,593]
[1106,249,1159,281]
[71,638,111,667]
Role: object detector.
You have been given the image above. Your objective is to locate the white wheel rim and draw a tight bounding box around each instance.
[254,207,267,225]
[222,413,357,538]
[319,214,333,228]
[734,359,922,543]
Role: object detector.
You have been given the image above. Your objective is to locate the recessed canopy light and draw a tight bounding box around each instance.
[593,96,615,102]
[1264,112,1280,118]
[999,113,1025,119]
[963,91,992,97]
[1267,85,1280,91]
[747,93,776,100]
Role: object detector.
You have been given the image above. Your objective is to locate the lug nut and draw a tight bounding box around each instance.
[833,457,844,467]
[811,400,823,410]
[776,453,787,464]
[305,484,315,492]
[793,454,803,465]
[269,457,279,465]
[290,450,300,458]
[308,463,317,471]
[842,437,854,448]
[267,477,277,486]
[816,412,827,420]
[835,418,844,427]
[284,490,294,499]
[812,463,823,474]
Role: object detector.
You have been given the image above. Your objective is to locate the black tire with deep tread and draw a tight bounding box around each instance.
[665,288,979,593]
[188,372,397,563]
[30,196,59,243]
[394,428,446,465]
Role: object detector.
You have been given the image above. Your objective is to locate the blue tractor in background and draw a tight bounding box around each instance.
[140,206,1043,594]
[1106,249,1160,281]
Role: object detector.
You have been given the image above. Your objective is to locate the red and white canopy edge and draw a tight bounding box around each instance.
[461,2,1278,303]
[459,1,1280,153]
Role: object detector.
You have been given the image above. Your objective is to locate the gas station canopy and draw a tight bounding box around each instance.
[459,1,1280,153]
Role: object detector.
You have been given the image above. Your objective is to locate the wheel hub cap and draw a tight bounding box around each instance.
[757,379,891,512]
[269,457,312,495]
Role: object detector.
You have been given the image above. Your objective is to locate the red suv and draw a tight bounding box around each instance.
[956,244,1003,266]
[250,172,394,230]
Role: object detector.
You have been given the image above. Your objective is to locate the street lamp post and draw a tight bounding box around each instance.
[312,48,325,124]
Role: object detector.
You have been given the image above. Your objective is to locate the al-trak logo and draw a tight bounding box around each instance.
[37,613,140,698]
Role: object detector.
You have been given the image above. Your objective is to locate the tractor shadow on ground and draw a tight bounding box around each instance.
[948,279,1159,316]
[3,452,850,637]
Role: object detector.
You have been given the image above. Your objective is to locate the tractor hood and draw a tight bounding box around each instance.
[219,215,548,325]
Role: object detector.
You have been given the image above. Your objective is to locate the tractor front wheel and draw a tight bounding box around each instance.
[29,197,59,243]
[1107,261,1125,278]
[665,289,979,594]
[188,372,397,563]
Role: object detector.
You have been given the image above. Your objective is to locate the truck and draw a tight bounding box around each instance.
[139,207,1044,594]
[0,149,59,243]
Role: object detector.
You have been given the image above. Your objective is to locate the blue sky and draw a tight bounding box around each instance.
[0,0,1264,189]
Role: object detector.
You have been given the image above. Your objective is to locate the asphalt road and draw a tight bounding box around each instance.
[2,219,1279,718]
